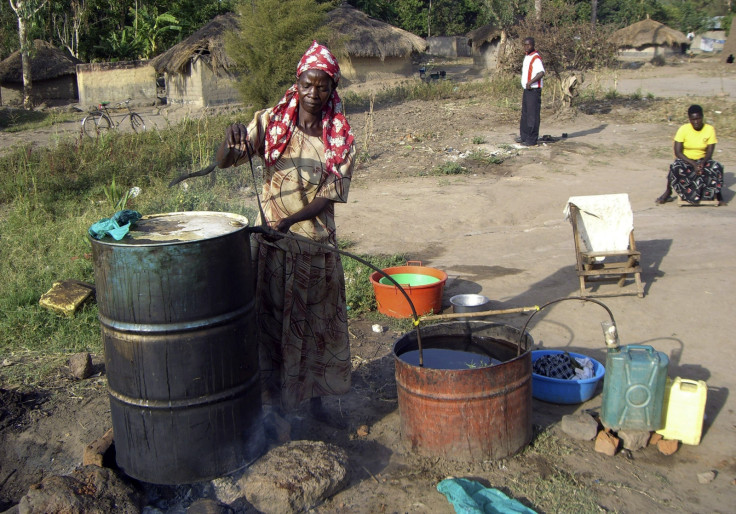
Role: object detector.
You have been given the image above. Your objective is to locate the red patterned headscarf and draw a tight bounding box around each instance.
[264,41,354,177]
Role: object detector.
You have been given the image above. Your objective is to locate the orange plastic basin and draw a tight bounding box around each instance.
[370,262,447,318]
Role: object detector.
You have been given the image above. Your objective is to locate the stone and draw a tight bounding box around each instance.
[657,438,679,455]
[39,280,94,318]
[185,498,234,514]
[17,465,141,514]
[83,428,114,467]
[561,413,599,440]
[356,425,370,438]
[697,471,717,484]
[594,430,619,456]
[618,430,651,451]
[211,475,244,505]
[238,440,349,514]
[69,353,93,380]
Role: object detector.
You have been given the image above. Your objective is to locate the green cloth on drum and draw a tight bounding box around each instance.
[89,210,142,240]
[437,478,537,514]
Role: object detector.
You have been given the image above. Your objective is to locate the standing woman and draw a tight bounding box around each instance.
[656,104,724,205]
[216,42,355,441]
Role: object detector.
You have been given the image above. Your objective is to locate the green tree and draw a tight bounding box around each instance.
[130,5,181,58]
[662,0,709,33]
[595,0,668,26]
[95,26,144,60]
[431,0,490,35]
[71,1,226,61]
[226,0,331,109]
[500,1,618,108]
[8,0,49,108]
[1,2,18,59]
[94,5,180,60]
[170,0,234,38]
[393,0,488,37]
[347,0,397,23]
[51,0,87,58]
[483,0,533,30]
[395,0,427,35]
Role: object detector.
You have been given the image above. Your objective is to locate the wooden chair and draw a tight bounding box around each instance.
[676,197,719,207]
[567,198,644,298]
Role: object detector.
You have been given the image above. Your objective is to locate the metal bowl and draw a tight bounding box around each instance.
[449,294,492,317]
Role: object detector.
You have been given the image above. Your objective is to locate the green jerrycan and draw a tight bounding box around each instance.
[600,344,669,431]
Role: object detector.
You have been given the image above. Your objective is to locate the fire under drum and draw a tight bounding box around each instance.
[393,321,533,462]
[91,211,265,485]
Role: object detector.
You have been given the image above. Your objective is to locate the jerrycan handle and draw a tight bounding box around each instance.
[623,344,655,353]
[623,344,659,361]
[674,377,702,392]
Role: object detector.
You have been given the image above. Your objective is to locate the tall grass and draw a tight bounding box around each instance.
[0,114,248,387]
[0,107,80,132]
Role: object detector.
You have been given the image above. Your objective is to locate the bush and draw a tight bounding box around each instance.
[466,149,504,165]
[430,162,468,175]
[226,0,331,110]
[497,2,619,108]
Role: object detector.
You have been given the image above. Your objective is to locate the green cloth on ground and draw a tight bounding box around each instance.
[437,478,537,514]
[88,210,142,240]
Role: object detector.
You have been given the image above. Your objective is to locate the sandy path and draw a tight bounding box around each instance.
[339,113,736,485]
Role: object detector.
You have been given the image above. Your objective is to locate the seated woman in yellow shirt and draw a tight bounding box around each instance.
[656,104,724,205]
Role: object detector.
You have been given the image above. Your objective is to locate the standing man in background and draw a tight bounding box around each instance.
[517,37,545,147]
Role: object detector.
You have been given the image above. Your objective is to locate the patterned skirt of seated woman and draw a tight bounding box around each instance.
[668,158,723,203]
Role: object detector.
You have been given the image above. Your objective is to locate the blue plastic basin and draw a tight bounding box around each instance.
[531,350,605,404]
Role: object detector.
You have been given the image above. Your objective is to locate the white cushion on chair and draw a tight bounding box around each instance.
[563,194,634,258]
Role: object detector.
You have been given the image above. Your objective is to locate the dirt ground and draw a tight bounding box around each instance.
[2,57,736,513]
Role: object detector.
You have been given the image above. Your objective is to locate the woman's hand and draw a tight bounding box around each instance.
[216,123,250,168]
[261,199,330,242]
[274,218,294,233]
[696,160,705,175]
[260,218,293,243]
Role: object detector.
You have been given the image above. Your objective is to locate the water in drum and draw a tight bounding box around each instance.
[399,348,502,369]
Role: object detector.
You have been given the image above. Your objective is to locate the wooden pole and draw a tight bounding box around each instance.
[420,306,539,322]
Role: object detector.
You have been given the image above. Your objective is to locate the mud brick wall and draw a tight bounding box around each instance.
[76,60,156,108]
[166,58,239,107]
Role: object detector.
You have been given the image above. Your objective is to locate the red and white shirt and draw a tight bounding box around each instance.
[521,51,545,89]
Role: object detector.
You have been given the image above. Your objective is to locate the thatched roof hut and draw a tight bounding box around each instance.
[0,39,82,104]
[611,19,687,58]
[466,24,504,71]
[150,13,240,107]
[327,4,426,81]
[0,39,81,83]
[467,24,502,51]
[327,4,426,59]
[150,13,238,75]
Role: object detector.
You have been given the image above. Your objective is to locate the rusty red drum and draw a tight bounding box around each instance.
[393,321,533,461]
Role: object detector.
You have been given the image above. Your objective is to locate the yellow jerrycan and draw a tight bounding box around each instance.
[656,377,708,445]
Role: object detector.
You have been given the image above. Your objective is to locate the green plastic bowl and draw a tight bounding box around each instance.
[378,273,441,287]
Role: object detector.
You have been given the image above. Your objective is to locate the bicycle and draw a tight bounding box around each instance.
[82,99,146,138]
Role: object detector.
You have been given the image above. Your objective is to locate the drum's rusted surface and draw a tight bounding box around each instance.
[393,322,532,461]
